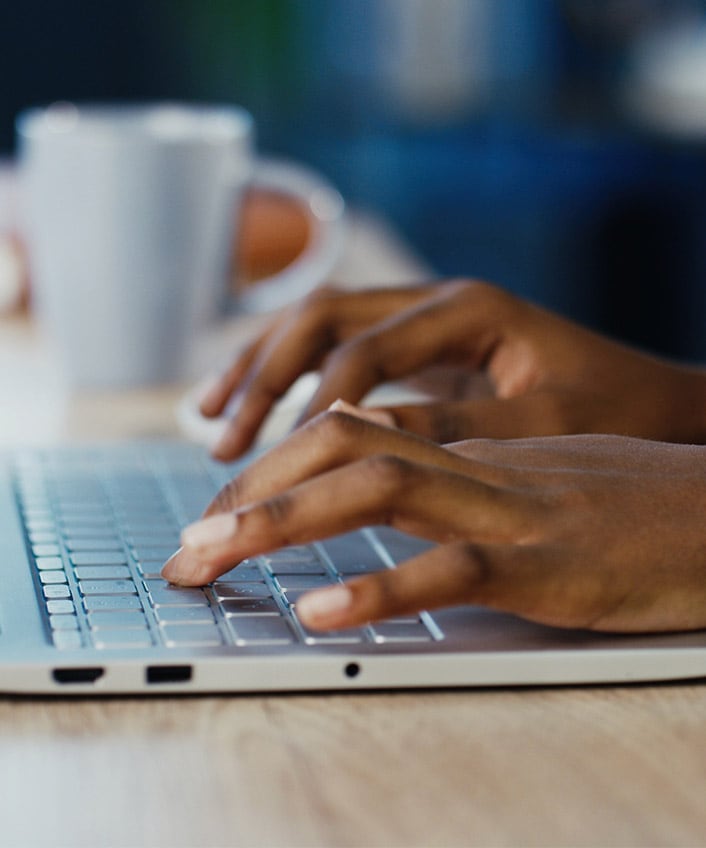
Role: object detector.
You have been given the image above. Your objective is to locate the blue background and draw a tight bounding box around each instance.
[3,0,706,360]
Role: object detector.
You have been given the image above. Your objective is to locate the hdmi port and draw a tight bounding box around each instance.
[53,667,105,684]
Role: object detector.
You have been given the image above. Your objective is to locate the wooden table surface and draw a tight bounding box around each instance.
[1,216,705,848]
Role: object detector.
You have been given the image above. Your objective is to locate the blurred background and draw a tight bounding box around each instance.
[3,0,706,360]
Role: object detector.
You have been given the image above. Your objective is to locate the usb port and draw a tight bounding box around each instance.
[146,665,192,684]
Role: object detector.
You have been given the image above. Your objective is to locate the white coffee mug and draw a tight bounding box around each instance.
[16,102,345,388]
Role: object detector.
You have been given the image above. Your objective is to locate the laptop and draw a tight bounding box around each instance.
[1,439,705,695]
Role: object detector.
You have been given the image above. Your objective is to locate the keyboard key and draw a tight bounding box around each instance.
[330,561,383,576]
[265,547,318,564]
[146,584,209,606]
[65,537,122,551]
[87,610,148,630]
[59,506,111,519]
[220,597,281,615]
[70,552,127,566]
[39,570,67,584]
[35,556,64,571]
[52,630,83,649]
[92,629,152,649]
[131,546,176,563]
[49,614,79,631]
[297,622,365,644]
[29,531,58,544]
[125,533,180,548]
[61,520,115,535]
[226,615,295,645]
[73,565,131,580]
[43,584,71,600]
[370,622,433,643]
[78,580,138,595]
[319,532,385,574]
[32,543,61,557]
[83,595,143,612]
[46,599,75,615]
[23,506,52,519]
[135,563,167,579]
[161,624,222,647]
[369,526,434,565]
[274,575,334,592]
[215,563,266,582]
[154,606,215,624]
[25,518,55,532]
[211,582,272,602]
[264,559,327,576]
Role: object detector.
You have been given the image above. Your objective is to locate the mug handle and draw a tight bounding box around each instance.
[231,157,345,313]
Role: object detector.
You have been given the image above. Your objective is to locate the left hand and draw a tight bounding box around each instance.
[162,408,706,634]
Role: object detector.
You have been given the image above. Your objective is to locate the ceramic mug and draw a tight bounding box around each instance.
[17,102,345,388]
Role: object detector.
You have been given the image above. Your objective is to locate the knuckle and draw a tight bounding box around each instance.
[237,492,297,548]
[457,543,497,590]
[451,279,516,316]
[210,477,244,513]
[312,408,366,445]
[260,492,294,528]
[354,569,404,618]
[365,454,417,496]
[428,405,466,444]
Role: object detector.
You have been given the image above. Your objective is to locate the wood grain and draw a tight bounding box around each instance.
[0,685,705,847]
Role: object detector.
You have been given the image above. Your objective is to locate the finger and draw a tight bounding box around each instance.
[162,449,540,586]
[378,390,584,444]
[204,410,521,519]
[212,286,434,460]
[298,281,512,419]
[295,541,555,630]
[198,332,272,418]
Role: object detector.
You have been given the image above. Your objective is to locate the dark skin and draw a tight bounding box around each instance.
[162,281,706,634]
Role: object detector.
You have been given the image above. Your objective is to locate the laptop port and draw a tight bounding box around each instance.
[52,667,105,684]
[146,665,192,684]
[344,662,360,679]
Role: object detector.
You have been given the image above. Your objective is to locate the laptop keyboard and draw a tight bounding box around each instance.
[12,446,442,650]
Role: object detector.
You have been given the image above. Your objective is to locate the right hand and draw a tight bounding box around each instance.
[200,280,706,460]
[163,410,706,634]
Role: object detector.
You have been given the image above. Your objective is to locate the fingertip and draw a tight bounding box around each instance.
[296,583,354,630]
[198,375,227,418]
[161,547,205,586]
[212,426,246,462]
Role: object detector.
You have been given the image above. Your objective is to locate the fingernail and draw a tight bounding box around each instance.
[199,374,223,411]
[212,426,241,461]
[181,512,237,549]
[161,547,185,583]
[328,399,396,428]
[296,584,353,626]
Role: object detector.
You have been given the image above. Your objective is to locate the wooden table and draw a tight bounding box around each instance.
[1,217,705,848]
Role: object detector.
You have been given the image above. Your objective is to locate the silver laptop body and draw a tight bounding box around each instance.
[1,442,705,695]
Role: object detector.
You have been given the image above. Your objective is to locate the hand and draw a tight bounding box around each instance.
[162,409,706,634]
[199,280,706,461]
